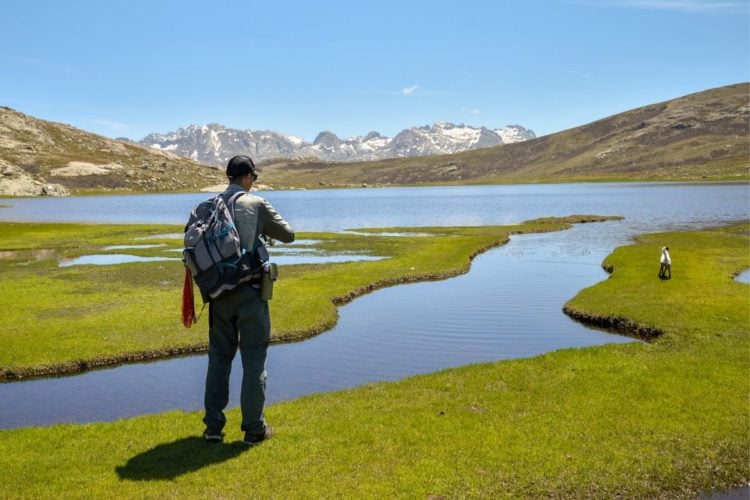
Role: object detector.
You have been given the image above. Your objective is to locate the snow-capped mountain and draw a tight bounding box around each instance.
[140,122,536,166]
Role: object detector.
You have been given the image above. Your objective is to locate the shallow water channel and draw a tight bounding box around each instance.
[1,183,747,430]
[0,223,635,429]
[735,269,750,283]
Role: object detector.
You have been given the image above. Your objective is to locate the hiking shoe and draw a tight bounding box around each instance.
[203,427,224,443]
[243,426,274,445]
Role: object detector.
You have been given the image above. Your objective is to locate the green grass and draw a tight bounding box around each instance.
[0,222,747,498]
[0,216,614,378]
[564,222,750,342]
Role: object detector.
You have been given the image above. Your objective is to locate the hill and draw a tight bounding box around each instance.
[0,107,225,196]
[2,84,747,196]
[258,83,750,188]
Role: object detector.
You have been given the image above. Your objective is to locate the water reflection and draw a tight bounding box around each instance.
[102,244,165,250]
[270,254,386,265]
[59,254,180,267]
[341,231,434,237]
[0,183,747,429]
[0,224,634,429]
[136,233,182,240]
[1,183,746,231]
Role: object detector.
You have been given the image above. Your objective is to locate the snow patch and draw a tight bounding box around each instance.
[285,135,306,146]
[440,126,481,143]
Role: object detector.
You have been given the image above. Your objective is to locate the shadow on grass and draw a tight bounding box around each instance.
[116,437,247,481]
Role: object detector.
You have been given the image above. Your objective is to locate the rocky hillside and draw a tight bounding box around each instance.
[258,83,750,188]
[0,107,225,196]
[140,122,536,165]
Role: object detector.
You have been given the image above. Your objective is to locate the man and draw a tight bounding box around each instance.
[203,155,294,445]
[658,246,671,279]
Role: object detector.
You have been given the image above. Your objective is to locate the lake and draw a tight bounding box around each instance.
[1,182,746,233]
[0,182,747,429]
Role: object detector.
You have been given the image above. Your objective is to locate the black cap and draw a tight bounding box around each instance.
[226,155,258,178]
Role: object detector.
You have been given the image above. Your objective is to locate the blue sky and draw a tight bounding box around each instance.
[2,0,748,142]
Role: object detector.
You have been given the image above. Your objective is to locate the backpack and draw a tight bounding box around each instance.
[183,192,258,303]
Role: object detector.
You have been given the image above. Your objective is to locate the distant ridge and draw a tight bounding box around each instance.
[1,83,746,196]
[139,122,536,165]
[258,83,750,187]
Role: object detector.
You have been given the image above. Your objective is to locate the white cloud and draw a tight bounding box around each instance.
[402,84,420,95]
[382,85,452,97]
[461,107,482,115]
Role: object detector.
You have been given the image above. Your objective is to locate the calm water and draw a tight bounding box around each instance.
[2,182,747,232]
[0,183,747,429]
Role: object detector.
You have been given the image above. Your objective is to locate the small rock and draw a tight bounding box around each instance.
[41,184,68,196]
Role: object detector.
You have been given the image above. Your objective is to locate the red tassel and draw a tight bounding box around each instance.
[182,267,196,328]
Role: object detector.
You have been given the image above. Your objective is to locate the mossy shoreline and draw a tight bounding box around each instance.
[0,215,619,381]
[562,305,663,340]
[0,239,506,381]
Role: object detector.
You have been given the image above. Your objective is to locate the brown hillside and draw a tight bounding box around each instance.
[2,83,747,195]
[0,107,225,196]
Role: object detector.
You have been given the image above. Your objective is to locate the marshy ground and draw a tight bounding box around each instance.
[0,219,747,497]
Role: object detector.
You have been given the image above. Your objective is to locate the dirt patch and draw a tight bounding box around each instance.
[51,161,123,177]
[49,173,127,189]
[0,249,57,263]
[200,183,228,192]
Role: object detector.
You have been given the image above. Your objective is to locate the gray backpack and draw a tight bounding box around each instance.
[183,192,258,302]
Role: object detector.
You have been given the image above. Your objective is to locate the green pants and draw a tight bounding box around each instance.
[203,284,270,434]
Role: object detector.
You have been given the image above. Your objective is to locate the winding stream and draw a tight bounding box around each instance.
[0,224,635,429]
[0,182,747,429]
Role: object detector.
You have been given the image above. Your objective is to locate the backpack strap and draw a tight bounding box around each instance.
[251,233,265,256]
[226,191,245,218]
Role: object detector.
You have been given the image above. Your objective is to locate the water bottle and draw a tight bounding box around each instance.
[260,261,277,301]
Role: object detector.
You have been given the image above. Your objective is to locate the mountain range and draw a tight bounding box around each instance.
[139,123,536,166]
[0,83,746,196]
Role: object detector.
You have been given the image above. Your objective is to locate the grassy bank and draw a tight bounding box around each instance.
[564,222,750,342]
[0,223,747,498]
[0,216,613,379]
